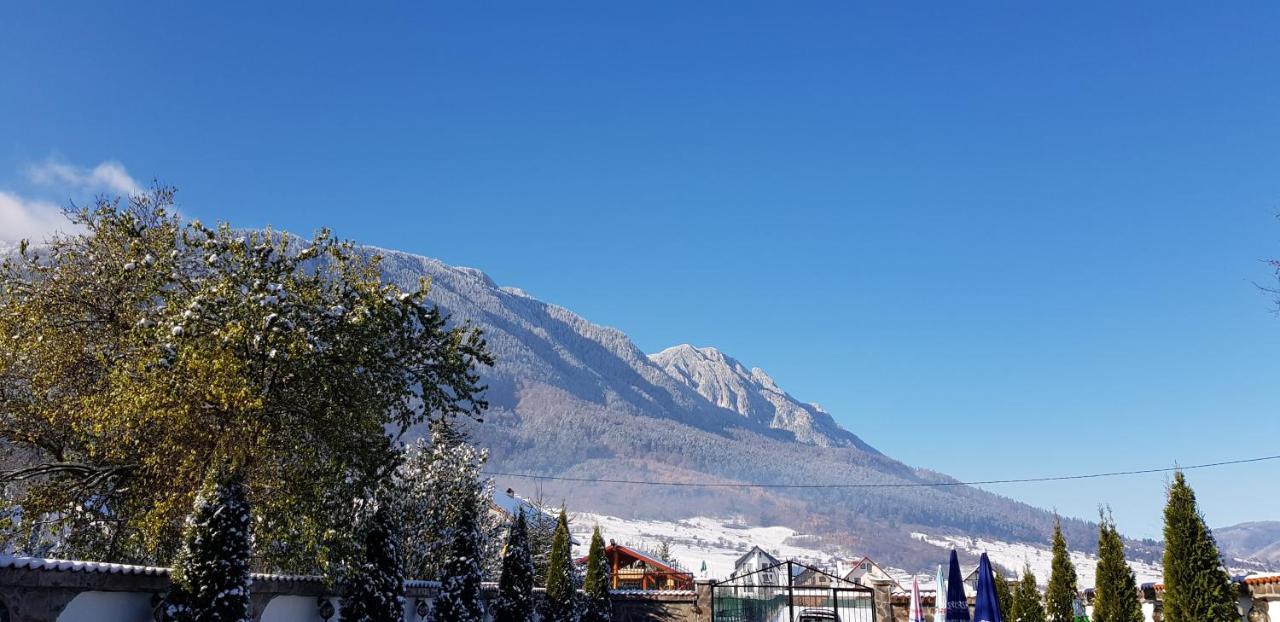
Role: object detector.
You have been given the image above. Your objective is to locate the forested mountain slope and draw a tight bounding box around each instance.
[377,248,1098,568]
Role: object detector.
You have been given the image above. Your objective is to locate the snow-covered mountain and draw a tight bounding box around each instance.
[1216,521,1280,566]
[650,344,876,451]
[373,248,1103,570]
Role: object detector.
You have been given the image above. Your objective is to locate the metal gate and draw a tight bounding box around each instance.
[711,561,875,622]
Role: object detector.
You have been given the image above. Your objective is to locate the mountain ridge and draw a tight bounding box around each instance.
[649,343,877,452]
[372,247,1112,569]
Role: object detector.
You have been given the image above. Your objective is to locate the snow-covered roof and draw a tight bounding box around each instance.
[611,589,698,596]
[0,555,170,576]
[0,554,433,586]
[491,488,561,523]
[734,545,781,569]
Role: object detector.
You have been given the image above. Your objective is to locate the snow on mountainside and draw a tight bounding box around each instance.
[1215,521,1280,566]
[371,247,1106,571]
[650,344,877,451]
[912,532,1165,589]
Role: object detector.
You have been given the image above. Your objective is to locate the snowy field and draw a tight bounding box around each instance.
[564,512,1213,591]
[569,513,838,580]
[910,532,1165,589]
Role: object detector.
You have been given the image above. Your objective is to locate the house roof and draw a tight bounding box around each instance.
[491,488,556,521]
[1243,573,1280,586]
[843,556,906,592]
[575,543,690,577]
[734,545,781,569]
[490,488,579,544]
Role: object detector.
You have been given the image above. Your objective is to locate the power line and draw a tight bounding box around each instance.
[482,453,1280,490]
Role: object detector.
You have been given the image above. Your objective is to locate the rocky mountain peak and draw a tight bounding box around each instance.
[649,344,873,451]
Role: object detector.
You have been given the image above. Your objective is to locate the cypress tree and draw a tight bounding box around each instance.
[1044,519,1078,622]
[543,508,578,622]
[493,510,536,622]
[341,504,405,622]
[993,566,1014,621]
[1161,472,1238,622]
[1092,509,1141,622]
[581,527,612,622]
[169,466,252,622]
[1013,566,1046,622]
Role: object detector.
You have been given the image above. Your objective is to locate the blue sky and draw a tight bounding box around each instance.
[3,2,1278,540]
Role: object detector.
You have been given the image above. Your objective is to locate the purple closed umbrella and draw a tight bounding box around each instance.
[972,553,1004,622]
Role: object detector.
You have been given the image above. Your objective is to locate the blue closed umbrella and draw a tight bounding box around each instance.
[945,550,970,621]
[972,553,1004,622]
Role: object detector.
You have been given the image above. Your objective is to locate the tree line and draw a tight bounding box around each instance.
[994,471,1240,622]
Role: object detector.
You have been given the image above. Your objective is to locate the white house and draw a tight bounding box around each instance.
[729,546,783,588]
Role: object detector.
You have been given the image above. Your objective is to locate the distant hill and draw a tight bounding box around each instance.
[1215,521,1280,565]
[375,248,1107,570]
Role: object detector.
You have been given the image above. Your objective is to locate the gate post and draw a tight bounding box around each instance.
[695,579,713,622]
[868,578,894,621]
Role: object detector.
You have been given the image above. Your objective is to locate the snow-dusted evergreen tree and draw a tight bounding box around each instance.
[435,499,485,621]
[397,422,488,620]
[525,493,560,583]
[542,508,579,622]
[492,509,536,622]
[397,422,494,581]
[169,466,252,622]
[653,538,672,564]
[581,527,612,622]
[340,502,404,622]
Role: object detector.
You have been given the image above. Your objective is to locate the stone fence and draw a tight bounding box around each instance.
[0,555,710,622]
[4,556,1278,622]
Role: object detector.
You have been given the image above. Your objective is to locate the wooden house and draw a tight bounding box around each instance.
[577,541,693,591]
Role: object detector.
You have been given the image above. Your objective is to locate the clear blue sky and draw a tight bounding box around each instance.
[3,2,1278,540]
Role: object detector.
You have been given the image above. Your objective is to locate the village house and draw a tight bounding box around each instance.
[576,541,693,591]
[843,555,906,592]
[728,546,783,587]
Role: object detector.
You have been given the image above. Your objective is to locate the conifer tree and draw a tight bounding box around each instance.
[581,527,612,622]
[493,510,536,622]
[1092,509,1141,622]
[524,493,560,584]
[1161,472,1238,622]
[543,508,578,622]
[1013,566,1046,622]
[993,566,1014,621]
[1045,519,1078,622]
[169,466,252,622]
[341,504,404,622]
[435,474,486,622]
[654,538,672,563]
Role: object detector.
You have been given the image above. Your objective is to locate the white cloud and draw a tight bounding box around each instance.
[26,159,143,197]
[0,191,79,244]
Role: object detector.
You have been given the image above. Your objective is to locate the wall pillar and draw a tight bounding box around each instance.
[869,579,894,622]
[694,580,713,622]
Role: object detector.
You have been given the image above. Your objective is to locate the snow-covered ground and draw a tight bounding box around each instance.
[911,532,1165,589]
[570,513,839,580]
[565,512,1262,592]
